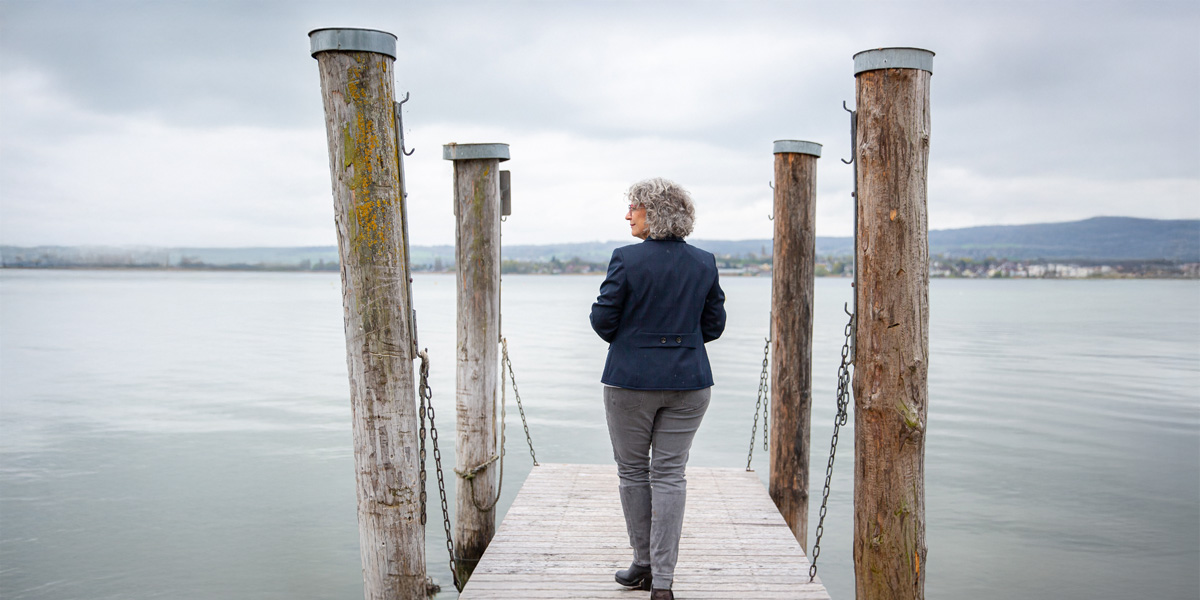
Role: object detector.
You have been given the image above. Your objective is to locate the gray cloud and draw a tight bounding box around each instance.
[3,1,293,125]
[1,0,1196,246]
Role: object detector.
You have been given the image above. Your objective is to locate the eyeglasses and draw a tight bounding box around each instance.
[626,203,644,213]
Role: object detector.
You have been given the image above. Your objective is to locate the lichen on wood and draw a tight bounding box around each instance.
[314,48,425,599]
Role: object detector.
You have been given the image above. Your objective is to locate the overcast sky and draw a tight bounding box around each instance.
[1,0,1196,247]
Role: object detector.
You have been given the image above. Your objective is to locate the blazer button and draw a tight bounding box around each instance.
[660,337,667,344]
[676,336,682,344]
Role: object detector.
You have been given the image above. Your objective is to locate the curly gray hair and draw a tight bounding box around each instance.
[627,177,695,239]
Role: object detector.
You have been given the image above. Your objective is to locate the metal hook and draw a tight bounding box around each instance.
[843,302,854,317]
[841,101,855,165]
[397,92,415,156]
[767,182,775,220]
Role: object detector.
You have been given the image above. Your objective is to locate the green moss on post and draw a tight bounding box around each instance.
[443,142,509,587]
[310,28,426,600]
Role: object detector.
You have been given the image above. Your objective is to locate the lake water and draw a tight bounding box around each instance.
[1,270,1197,599]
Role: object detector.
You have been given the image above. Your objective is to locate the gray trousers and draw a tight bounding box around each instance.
[603,386,711,589]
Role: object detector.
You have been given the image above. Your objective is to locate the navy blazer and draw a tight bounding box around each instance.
[590,237,726,390]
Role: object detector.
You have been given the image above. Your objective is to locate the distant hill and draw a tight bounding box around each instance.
[494,238,850,262]
[3,217,1196,269]
[494,217,1200,263]
[482,217,1200,263]
[927,217,1199,261]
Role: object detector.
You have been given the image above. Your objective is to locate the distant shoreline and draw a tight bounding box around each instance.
[3,265,1195,280]
[4,216,1197,278]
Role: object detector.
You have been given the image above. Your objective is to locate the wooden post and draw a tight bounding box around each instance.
[309,29,427,599]
[769,140,821,552]
[851,47,933,600]
[443,142,509,586]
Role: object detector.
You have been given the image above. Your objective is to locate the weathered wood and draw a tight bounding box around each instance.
[769,144,819,551]
[458,464,832,600]
[852,49,932,600]
[312,36,426,599]
[449,148,504,585]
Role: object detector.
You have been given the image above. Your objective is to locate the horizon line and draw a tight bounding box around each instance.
[2,215,1196,250]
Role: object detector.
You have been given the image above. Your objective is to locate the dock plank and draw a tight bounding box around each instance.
[458,463,832,600]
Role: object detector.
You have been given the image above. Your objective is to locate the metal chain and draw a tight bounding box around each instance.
[501,337,539,466]
[418,368,428,526]
[745,332,771,471]
[452,338,537,515]
[809,306,854,583]
[417,350,461,593]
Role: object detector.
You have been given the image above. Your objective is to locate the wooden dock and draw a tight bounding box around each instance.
[458,463,832,599]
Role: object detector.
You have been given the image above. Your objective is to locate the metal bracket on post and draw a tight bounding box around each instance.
[394,95,418,355]
[498,170,510,339]
[842,101,859,364]
[499,171,512,218]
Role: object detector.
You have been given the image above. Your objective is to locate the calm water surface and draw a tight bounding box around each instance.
[1,270,1197,599]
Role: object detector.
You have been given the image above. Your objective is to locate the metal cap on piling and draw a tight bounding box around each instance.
[773,140,822,157]
[853,47,934,75]
[443,143,511,162]
[309,28,398,58]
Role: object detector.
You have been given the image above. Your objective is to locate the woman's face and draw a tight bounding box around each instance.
[626,203,649,239]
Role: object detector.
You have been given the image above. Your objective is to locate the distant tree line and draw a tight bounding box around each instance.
[177,257,340,271]
[4,246,1195,279]
[500,256,603,275]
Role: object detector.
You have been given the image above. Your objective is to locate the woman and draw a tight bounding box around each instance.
[590,178,726,600]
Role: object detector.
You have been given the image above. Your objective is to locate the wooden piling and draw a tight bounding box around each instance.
[444,142,510,586]
[851,47,933,600]
[768,140,821,552]
[309,28,427,599]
